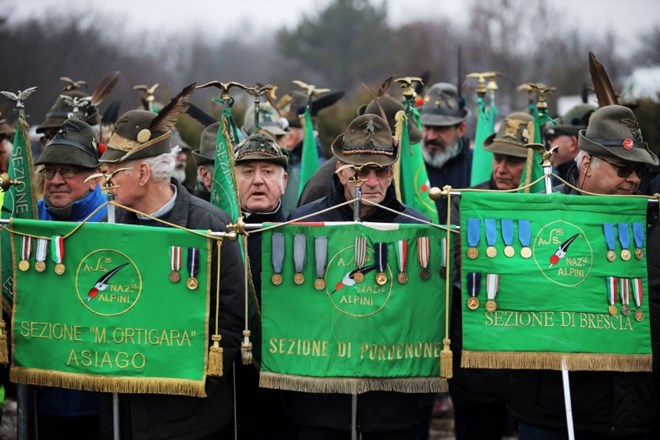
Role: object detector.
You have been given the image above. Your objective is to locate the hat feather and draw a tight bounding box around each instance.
[588,52,618,107]
[150,83,196,132]
[91,71,120,106]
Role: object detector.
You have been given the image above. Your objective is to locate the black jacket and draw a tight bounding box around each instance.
[507,168,659,436]
[100,179,245,440]
[426,137,472,224]
[284,176,429,432]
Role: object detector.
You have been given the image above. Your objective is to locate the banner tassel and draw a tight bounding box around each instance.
[241,329,253,365]
[0,319,8,364]
[208,334,223,377]
[440,338,452,379]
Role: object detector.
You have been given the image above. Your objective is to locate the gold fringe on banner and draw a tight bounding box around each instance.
[439,338,452,379]
[10,367,207,397]
[461,351,653,372]
[0,319,7,364]
[259,372,447,394]
[207,334,223,377]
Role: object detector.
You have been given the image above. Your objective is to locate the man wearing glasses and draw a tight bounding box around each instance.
[509,105,660,439]
[287,114,427,439]
[32,118,106,438]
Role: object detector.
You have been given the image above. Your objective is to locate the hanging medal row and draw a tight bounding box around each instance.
[168,245,202,290]
[602,222,645,262]
[465,218,532,260]
[270,233,449,290]
[18,236,66,275]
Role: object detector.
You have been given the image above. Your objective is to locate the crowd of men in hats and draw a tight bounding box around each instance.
[0,60,658,440]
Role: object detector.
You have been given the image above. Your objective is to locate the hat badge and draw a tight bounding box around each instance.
[137,129,151,143]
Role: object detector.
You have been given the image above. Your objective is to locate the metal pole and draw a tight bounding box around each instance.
[351,394,358,440]
[561,359,575,440]
[543,162,554,194]
[107,191,121,440]
[16,384,29,440]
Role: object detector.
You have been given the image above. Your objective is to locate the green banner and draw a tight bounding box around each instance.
[460,192,652,371]
[260,222,451,394]
[9,219,213,397]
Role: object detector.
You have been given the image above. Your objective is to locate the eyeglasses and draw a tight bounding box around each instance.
[356,166,393,179]
[39,166,84,179]
[591,155,645,178]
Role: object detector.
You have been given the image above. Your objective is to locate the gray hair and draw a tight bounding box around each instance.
[575,150,600,170]
[123,149,176,184]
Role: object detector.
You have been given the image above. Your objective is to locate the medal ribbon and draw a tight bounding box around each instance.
[632,278,643,308]
[375,242,387,273]
[617,223,630,251]
[21,237,32,262]
[355,237,367,270]
[417,237,430,270]
[486,273,499,300]
[485,218,497,247]
[50,236,64,264]
[467,218,481,248]
[467,272,481,298]
[632,222,644,250]
[606,276,618,306]
[187,247,200,279]
[35,238,48,263]
[293,234,307,274]
[272,233,285,274]
[619,278,630,308]
[518,220,531,247]
[603,224,616,252]
[170,246,182,272]
[501,219,514,247]
[396,240,408,274]
[440,237,447,268]
[314,237,328,279]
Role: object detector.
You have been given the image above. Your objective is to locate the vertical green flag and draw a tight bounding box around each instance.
[469,97,498,186]
[518,104,546,194]
[2,115,38,303]
[297,107,319,198]
[396,108,439,223]
[210,108,241,222]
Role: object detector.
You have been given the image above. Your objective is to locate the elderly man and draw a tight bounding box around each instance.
[449,112,534,440]
[288,114,426,439]
[97,108,245,440]
[31,118,107,439]
[508,105,660,439]
[231,132,297,439]
[420,82,472,222]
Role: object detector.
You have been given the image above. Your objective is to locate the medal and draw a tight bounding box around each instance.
[632,222,645,260]
[293,234,307,285]
[466,272,481,311]
[395,239,408,284]
[606,276,618,316]
[485,218,498,258]
[169,246,183,283]
[618,223,631,261]
[466,218,481,259]
[19,237,32,272]
[620,278,631,316]
[354,237,367,284]
[35,238,48,273]
[314,236,328,291]
[485,273,499,312]
[632,278,644,322]
[375,242,388,285]
[51,235,65,275]
[186,247,200,290]
[518,220,532,259]
[603,223,617,262]
[501,219,515,258]
[271,233,285,286]
[417,236,430,280]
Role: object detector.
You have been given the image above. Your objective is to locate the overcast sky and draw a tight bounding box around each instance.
[5,0,660,53]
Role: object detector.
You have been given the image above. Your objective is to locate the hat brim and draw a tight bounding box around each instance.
[192,149,214,166]
[35,144,99,168]
[330,134,398,167]
[235,154,288,168]
[420,108,470,127]
[578,130,659,166]
[483,133,528,158]
[98,147,125,163]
